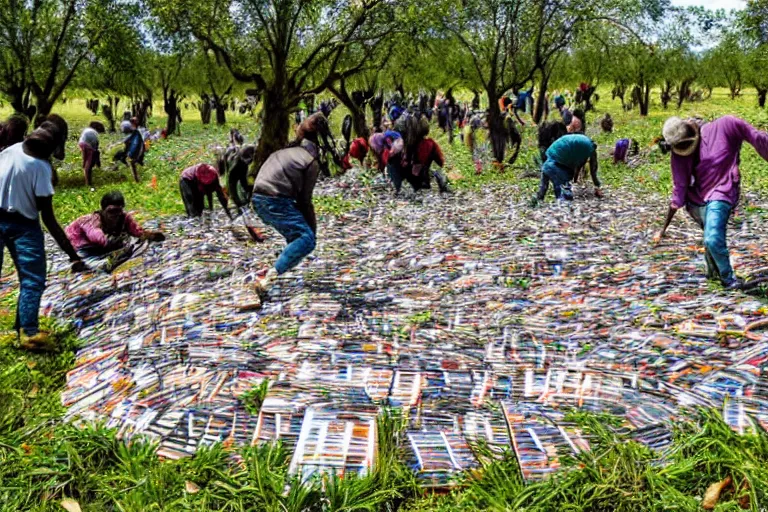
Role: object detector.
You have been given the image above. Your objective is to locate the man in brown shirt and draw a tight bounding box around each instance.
[251,113,327,292]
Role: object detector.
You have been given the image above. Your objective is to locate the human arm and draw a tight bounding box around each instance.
[588,150,601,189]
[732,116,768,161]
[36,196,86,270]
[654,206,679,244]
[214,184,233,220]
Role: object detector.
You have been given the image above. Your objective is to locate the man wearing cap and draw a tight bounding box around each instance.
[654,115,768,288]
[251,112,332,293]
[0,121,87,351]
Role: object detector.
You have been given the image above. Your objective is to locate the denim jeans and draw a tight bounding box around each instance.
[252,194,316,275]
[537,160,574,200]
[0,213,47,335]
[686,200,734,284]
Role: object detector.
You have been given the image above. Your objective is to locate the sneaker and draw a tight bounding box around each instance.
[724,278,745,290]
[19,330,56,353]
[253,268,278,296]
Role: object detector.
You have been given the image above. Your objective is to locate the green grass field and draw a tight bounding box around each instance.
[2,90,768,511]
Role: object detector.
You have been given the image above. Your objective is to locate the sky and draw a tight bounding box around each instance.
[671,0,745,11]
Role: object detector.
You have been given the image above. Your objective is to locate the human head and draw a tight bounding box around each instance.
[38,114,69,160]
[130,117,139,129]
[100,191,126,230]
[296,112,330,144]
[89,121,106,134]
[555,96,565,109]
[22,127,57,160]
[567,117,583,133]
[1,115,29,149]
[662,116,700,157]
[538,121,568,151]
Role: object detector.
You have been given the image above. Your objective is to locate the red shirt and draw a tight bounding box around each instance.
[181,164,220,193]
[341,138,369,170]
[415,138,445,168]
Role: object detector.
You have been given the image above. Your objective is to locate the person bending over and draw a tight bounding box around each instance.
[654,115,768,288]
[534,132,601,203]
[251,113,333,293]
[179,163,233,219]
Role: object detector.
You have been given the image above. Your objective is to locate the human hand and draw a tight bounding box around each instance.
[71,260,90,273]
[148,231,165,242]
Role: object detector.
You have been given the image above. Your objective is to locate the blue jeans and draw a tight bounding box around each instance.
[687,201,734,284]
[252,195,316,275]
[0,214,47,335]
[537,160,574,200]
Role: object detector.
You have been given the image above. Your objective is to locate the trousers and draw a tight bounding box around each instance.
[0,212,47,335]
[252,194,316,274]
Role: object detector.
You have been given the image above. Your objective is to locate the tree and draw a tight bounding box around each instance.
[0,0,138,122]
[741,0,768,107]
[153,0,397,168]
[710,33,745,100]
[190,49,236,125]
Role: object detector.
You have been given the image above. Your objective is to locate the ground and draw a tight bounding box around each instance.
[1,91,768,511]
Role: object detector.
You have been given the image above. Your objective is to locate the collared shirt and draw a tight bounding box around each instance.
[670,116,768,209]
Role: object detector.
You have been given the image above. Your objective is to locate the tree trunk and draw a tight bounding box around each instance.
[759,88,767,108]
[215,103,227,125]
[370,92,384,132]
[33,99,54,126]
[254,90,291,171]
[640,84,650,116]
[677,79,694,109]
[199,94,212,124]
[164,91,179,136]
[329,83,369,138]
[533,72,550,125]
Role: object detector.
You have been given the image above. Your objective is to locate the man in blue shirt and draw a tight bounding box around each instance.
[534,133,601,202]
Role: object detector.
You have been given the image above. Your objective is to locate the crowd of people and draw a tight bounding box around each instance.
[0,86,765,351]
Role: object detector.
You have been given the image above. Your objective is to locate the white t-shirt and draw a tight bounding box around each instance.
[0,143,55,220]
[79,127,100,150]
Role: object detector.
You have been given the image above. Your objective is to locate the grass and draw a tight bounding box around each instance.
[2,90,768,510]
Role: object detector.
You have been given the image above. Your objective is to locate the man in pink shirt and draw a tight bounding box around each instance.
[66,191,164,269]
[179,163,232,219]
[655,116,768,288]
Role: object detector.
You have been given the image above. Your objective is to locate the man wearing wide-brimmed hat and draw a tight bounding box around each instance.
[655,115,768,288]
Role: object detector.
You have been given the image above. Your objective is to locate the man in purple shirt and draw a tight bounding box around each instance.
[655,115,768,288]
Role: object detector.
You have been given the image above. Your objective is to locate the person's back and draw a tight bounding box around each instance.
[253,140,319,200]
[545,134,595,170]
[79,127,100,149]
[0,143,53,220]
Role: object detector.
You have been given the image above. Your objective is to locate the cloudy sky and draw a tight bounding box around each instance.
[671,0,745,10]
